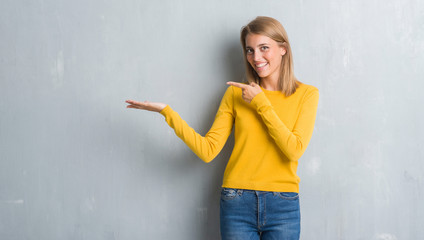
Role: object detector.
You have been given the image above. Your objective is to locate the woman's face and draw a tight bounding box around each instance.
[245,33,286,81]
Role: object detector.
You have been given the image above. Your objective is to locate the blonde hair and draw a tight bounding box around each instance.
[240,16,300,96]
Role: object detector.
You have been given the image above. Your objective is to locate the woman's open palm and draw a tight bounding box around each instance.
[125,100,166,113]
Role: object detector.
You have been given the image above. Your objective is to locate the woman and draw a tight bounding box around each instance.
[126,16,319,240]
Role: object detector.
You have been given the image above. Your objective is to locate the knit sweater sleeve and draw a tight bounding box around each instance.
[250,88,319,162]
[159,87,235,163]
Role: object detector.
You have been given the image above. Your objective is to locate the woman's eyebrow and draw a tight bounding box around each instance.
[246,43,269,48]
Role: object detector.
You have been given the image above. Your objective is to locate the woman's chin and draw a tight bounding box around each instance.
[256,72,269,78]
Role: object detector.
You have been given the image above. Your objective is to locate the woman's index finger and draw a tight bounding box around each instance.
[227,81,248,89]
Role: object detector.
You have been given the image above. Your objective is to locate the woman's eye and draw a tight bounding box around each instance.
[260,46,269,51]
[246,48,253,54]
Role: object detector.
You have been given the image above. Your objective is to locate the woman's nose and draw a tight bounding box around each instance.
[253,52,262,61]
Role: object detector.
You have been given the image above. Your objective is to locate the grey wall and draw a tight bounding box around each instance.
[1,0,423,239]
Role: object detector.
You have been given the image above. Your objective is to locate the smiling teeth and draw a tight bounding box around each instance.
[256,63,267,67]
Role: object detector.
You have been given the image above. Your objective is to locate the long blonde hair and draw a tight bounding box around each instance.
[240,16,299,96]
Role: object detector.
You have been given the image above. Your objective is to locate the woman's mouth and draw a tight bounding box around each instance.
[255,62,268,71]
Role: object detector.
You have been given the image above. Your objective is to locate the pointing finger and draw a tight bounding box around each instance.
[227,81,249,89]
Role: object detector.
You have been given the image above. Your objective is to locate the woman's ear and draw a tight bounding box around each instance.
[281,46,287,56]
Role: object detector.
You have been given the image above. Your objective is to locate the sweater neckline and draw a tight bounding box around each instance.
[260,83,304,95]
[260,86,283,95]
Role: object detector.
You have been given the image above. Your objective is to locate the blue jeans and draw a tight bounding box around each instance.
[220,188,300,240]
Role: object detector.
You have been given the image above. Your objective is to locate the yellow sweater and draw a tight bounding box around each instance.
[159,83,319,193]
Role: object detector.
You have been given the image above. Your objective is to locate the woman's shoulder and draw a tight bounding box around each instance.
[220,85,242,101]
[297,82,319,96]
[226,84,244,95]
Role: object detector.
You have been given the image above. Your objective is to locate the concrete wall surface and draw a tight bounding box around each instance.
[1,0,423,239]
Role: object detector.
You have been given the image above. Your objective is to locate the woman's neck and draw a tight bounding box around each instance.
[260,77,279,91]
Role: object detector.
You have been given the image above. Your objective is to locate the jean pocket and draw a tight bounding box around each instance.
[277,192,299,200]
[221,188,242,201]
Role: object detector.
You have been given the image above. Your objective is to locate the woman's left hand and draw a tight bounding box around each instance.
[227,81,262,103]
[125,100,167,112]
